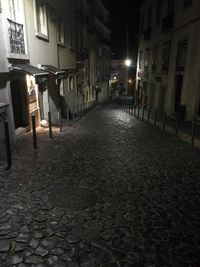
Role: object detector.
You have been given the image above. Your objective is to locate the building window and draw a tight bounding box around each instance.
[152,47,159,71]
[69,25,74,49]
[161,42,170,73]
[7,0,26,54]
[138,50,143,69]
[144,49,150,70]
[8,0,24,23]
[183,0,192,8]
[8,19,25,54]
[176,40,188,71]
[148,7,152,27]
[168,0,174,14]
[35,0,48,39]
[156,0,163,25]
[144,50,149,69]
[69,75,73,91]
[140,15,144,34]
[198,99,200,116]
[9,0,17,21]
[57,18,65,46]
[98,47,102,57]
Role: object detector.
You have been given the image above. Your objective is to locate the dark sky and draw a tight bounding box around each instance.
[102,0,142,60]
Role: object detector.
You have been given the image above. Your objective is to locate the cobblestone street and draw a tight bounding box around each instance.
[1,104,200,267]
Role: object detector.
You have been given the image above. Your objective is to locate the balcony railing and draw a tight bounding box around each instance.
[8,19,25,54]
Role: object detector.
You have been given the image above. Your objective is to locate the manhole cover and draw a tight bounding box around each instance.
[49,186,97,211]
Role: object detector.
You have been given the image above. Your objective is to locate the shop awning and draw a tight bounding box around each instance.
[10,64,49,77]
[41,65,66,78]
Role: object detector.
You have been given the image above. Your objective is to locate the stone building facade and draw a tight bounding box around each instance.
[136,0,200,121]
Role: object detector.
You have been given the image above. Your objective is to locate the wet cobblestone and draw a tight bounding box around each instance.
[0,104,200,266]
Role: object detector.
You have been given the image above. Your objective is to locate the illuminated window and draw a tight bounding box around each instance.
[35,0,48,39]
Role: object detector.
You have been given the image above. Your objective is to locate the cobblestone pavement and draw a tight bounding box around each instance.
[1,104,200,267]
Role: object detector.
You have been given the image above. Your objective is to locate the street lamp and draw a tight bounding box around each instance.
[125,59,131,94]
[125,59,131,67]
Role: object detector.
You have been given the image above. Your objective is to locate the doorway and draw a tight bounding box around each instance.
[38,84,49,121]
[10,79,29,129]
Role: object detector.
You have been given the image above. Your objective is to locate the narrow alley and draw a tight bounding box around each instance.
[0,104,200,266]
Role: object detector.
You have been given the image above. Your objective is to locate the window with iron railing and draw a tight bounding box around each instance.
[7,0,26,54]
[7,18,25,54]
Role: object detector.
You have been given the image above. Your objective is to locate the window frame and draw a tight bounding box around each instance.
[144,48,150,71]
[161,42,171,73]
[138,50,143,69]
[176,40,188,72]
[152,47,159,72]
[183,0,192,8]
[69,25,74,49]
[34,0,49,41]
[57,18,65,46]
[156,0,163,26]
[68,75,74,91]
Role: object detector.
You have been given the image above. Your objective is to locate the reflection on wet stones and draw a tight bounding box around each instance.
[49,186,97,211]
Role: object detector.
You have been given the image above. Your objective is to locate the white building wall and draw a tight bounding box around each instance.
[0,0,27,141]
[24,0,76,122]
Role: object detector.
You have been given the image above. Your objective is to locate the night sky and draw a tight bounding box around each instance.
[102,0,142,61]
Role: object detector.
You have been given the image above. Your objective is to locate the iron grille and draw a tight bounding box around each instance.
[8,19,25,54]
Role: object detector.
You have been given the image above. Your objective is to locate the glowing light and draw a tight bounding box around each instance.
[125,59,131,67]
